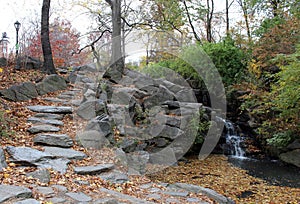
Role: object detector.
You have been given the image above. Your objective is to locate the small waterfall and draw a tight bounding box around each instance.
[218,117,246,158]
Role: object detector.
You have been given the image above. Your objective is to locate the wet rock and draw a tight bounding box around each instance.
[287,139,300,150]
[27,105,72,114]
[279,149,300,167]
[27,125,60,134]
[33,134,73,147]
[74,164,114,175]
[0,185,32,203]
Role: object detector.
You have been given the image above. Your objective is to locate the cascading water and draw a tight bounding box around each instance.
[217,117,245,158]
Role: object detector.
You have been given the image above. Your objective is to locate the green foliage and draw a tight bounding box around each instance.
[254,16,285,37]
[201,40,248,86]
[267,131,293,148]
[188,110,210,145]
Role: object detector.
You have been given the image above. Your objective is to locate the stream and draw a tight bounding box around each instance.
[222,119,300,188]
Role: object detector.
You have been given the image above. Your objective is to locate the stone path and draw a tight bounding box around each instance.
[0,64,234,203]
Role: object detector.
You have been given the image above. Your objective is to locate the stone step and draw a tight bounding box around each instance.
[0,185,32,203]
[27,125,60,134]
[33,113,64,120]
[33,134,74,147]
[73,164,114,175]
[27,105,72,114]
[43,146,87,160]
[27,117,64,126]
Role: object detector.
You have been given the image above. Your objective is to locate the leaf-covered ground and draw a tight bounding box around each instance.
[1,67,299,203]
[148,155,300,203]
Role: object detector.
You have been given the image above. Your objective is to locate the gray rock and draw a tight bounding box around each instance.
[51,185,68,192]
[27,117,64,126]
[66,192,92,202]
[33,134,73,147]
[146,194,161,200]
[0,82,38,101]
[27,105,72,114]
[6,146,54,164]
[27,125,60,134]
[76,130,110,149]
[26,169,51,183]
[127,151,149,175]
[279,149,300,167]
[119,138,138,153]
[74,164,114,175]
[0,148,7,171]
[148,125,184,140]
[85,115,112,136]
[107,104,132,135]
[36,74,67,95]
[162,191,189,197]
[166,198,180,203]
[83,89,96,101]
[111,87,149,105]
[36,186,55,196]
[79,63,98,72]
[94,198,119,204]
[77,99,106,120]
[168,183,235,204]
[0,185,32,203]
[36,158,70,174]
[175,89,197,103]
[34,113,64,120]
[114,148,128,168]
[144,85,175,109]
[14,199,40,204]
[99,170,129,184]
[100,188,155,204]
[287,139,300,150]
[44,146,86,160]
[20,56,42,70]
[0,57,7,66]
[47,197,66,203]
[149,147,177,166]
[43,97,68,103]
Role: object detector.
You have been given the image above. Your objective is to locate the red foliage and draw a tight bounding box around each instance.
[26,18,90,67]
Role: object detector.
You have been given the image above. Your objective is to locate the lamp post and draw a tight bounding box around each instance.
[14,21,21,70]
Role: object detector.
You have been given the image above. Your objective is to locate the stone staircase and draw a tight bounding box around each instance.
[0,64,234,203]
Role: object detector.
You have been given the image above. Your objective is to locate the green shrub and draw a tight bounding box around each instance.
[267,131,293,148]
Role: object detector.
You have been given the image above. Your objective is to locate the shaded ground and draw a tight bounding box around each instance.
[148,155,300,203]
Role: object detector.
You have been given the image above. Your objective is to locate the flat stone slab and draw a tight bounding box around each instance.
[27,105,72,114]
[44,147,87,160]
[14,199,40,204]
[36,158,70,174]
[66,192,92,202]
[73,164,114,175]
[27,125,60,134]
[27,117,64,126]
[34,113,64,120]
[26,169,51,183]
[6,146,54,164]
[0,185,32,203]
[33,134,73,147]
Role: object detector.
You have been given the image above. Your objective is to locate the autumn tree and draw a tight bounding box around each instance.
[27,18,88,67]
[41,0,56,74]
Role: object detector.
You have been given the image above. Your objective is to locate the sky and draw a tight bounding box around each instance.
[0,0,239,57]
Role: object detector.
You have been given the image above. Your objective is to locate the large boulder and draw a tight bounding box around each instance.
[76,130,110,149]
[36,74,67,95]
[0,82,38,101]
[279,149,300,167]
[20,56,42,69]
[77,99,106,120]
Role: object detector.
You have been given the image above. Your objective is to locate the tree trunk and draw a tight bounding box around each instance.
[206,0,214,42]
[41,0,56,74]
[103,0,124,83]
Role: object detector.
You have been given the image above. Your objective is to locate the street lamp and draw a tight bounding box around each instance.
[14,21,21,70]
